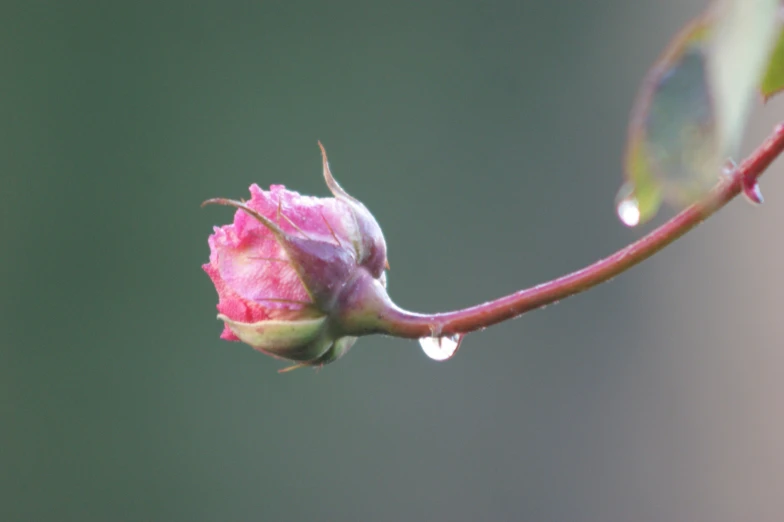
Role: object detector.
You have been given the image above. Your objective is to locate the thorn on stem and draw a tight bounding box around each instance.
[742,179,764,205]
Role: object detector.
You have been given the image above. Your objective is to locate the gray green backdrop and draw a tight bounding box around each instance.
[4,1,784,521]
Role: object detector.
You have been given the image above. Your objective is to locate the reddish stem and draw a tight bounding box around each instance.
[376,123,784,339]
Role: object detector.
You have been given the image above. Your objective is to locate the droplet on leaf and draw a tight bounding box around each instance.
[614,180,656,227]
[419,334,463,361]
[616,195,641,228]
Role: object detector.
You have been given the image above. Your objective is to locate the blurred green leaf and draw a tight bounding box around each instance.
[761,22,784,100]
[710,0,780,154]
[618,0,779,226]
[619,17,714,225]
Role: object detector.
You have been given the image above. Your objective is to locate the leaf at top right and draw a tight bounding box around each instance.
[760,9,784,101]
[617,0,780,226]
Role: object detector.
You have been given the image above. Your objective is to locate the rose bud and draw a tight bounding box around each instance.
[203,143,391,370]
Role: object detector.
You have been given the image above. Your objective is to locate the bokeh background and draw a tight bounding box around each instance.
[3,1,784,520]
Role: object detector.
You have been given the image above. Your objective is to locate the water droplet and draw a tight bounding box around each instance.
[419,334,463,361]
[616,197,641,227]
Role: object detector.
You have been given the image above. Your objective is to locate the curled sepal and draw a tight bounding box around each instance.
[218,314,333,362]
[278,336,358,372]
[319,141,388,276]
[312,336,357,365]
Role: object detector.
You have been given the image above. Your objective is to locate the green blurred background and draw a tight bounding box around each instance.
[4,1,784,520]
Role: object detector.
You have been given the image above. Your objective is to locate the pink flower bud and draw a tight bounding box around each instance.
[203,143,389,369]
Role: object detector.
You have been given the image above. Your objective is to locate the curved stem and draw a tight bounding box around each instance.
[376,123,784,339]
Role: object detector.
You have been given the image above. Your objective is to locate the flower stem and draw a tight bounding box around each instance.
[376,123,784,339]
